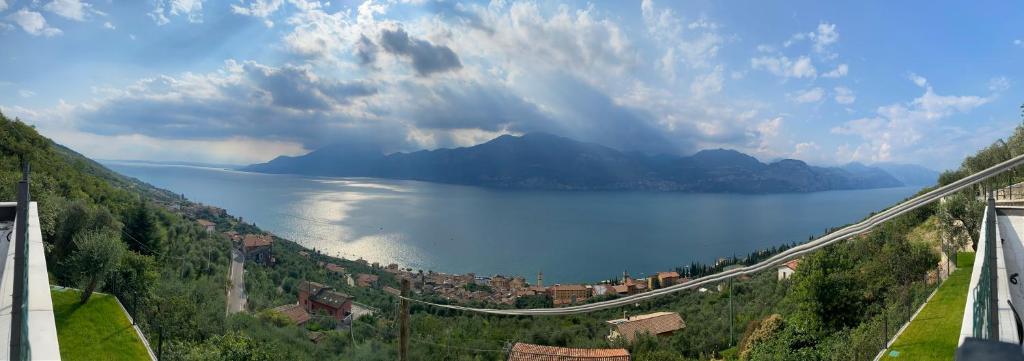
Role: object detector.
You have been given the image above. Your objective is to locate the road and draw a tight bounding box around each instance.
[226,248,247,314]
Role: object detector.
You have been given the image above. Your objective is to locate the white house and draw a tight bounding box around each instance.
[777,259,801,280]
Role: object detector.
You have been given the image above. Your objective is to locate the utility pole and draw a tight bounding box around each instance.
[10,156,29,361]
[399,279,410,361]
[728,278,734,347]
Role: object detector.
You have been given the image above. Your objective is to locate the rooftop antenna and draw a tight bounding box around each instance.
[10,155,30,360]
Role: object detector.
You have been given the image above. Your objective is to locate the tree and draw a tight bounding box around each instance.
[123,201,166,257]
[67,231,125,304]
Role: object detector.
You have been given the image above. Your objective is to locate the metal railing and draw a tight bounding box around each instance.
[971,195,997,339]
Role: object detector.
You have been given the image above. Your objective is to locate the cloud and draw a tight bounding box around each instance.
[149,0,204,25]
[785,22,839,56]
[833,86,855,104]
[378,27,462,76]
[103,21,115,29]
[642,0,723,72]
[790,87,824,103]
[7,9,62,37]
[988,76,1010,92]
[0,0,7,12]
[18,89,35,98]
[831,79,991,163]
[689,65,723,98]
[1015,39,1022,46]
[751,55,816,78]
[821,64,848,78]
[43,0,93,21]
[242,62,377,110]
[812,23,839,54]
[908,73,928,87]
[231,0,284,27]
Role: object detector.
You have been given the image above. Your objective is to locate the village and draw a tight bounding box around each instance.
[190,203,807,348]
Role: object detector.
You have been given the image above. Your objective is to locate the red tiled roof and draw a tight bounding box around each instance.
[325,263,345,273]
[507,343,629,361]
[781,259,801,271]
[549,284,588,292]
[272,303,311,325]
[611,312,685,343]
[243,234,273,248]
[657,271,679,279]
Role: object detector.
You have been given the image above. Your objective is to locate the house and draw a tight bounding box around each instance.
[657,271,680,287]
[242,234,273,264]
[777,259,801,280]
[271,303,311,325]
[506,342,629,361]
[355,273,379,288]
[196,219,215,233]
[549,284,591,306]
[607,312,685,343]
[491,275,510,290]
[325,263,345,274]
[298,281,352,324]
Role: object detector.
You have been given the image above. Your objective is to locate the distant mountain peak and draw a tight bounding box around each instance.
[243,133,905,193]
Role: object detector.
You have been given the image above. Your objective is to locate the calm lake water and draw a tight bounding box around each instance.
[104,161,920,283]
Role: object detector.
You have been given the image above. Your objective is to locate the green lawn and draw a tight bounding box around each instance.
[882,252,975,360]
[51,288,152,361]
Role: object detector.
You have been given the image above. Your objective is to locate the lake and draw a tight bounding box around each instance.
[104,161,921,283]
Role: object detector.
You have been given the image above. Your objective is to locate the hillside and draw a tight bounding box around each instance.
[244,133,904,193]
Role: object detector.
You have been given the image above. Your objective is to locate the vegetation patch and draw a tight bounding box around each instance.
[52,288,151,361]
[882,253,974,360]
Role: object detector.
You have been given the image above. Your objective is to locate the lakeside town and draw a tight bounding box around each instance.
[183,199,805,333]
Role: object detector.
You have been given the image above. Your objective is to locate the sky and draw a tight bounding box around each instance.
[0,0,1021,169]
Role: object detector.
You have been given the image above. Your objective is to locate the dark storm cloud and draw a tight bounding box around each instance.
[395,80,553,132]
[356,34,378,66]
[378,28,462,76]
[528,73,683,154]
[243,62,376,110]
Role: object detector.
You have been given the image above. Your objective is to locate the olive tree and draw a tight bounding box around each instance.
[67,231,125,304]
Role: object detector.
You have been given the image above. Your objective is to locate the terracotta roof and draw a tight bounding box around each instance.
[272,303,311,325]
[356,274,379,286]
[610,312,685,343]
[325,263,345,273]
[549,284,588,292]
[657,271,679,279]
[507,343,629,361]
[780,259,801,271]
[196,219,215,227]
[243,234,273,249]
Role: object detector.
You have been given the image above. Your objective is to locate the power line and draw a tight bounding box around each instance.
[393,152,1024,316]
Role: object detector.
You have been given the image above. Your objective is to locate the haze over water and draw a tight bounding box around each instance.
[106,161,920,283]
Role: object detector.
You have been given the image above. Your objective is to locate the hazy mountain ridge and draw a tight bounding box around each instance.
[243,133,905,193]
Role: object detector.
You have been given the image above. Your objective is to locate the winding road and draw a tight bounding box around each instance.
[227,248,247,314]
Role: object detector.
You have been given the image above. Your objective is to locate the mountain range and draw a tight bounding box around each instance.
[243,133,937,193]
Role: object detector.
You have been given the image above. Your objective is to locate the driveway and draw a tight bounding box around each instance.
[227,248,247,314]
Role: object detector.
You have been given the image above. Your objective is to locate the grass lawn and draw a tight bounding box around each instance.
[51,288,152,361]
[881,252,975,360]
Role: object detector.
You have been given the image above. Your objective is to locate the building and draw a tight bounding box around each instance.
[196,219,215,233]
[298,281,352,324]
[657,271,680,287]
[271,303,311,325]
[355,273,379,288]
[777,259,801,280]
[324,263,345,274]
[607,312,685,343]
[549,284,591,306]
[242,234,273,264]
[0,201,61,360]
[506,342,630,361]
[491,275,510,290]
